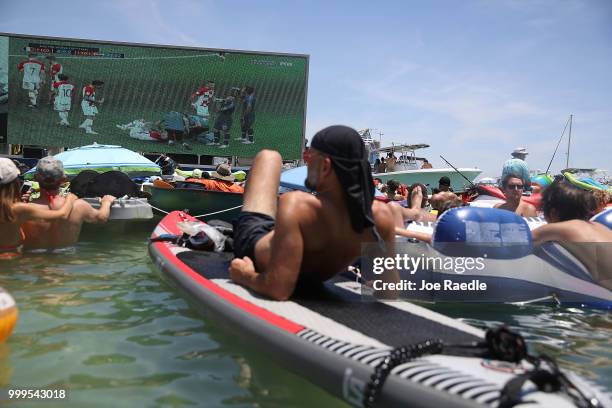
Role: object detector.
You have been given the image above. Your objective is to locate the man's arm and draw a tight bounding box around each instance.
[372,202,400,298]
[15,193,77,221]
[394,227,432,244]
[82,195,116,223]
[230,194,304,300]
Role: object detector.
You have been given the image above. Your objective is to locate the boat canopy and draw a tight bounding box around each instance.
[373,143,430,154]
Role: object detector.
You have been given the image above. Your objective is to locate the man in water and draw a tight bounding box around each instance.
[532,179,612,289]
[432,176,453,194]
[502,147,531,190]
[494,175,537,216]
[23,156,116,249]
[229,125,397,300]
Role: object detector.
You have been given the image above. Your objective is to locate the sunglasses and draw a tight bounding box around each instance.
[506,184,524,190]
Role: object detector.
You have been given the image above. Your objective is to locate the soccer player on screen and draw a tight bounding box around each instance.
[79,80,104,135]
[211,95,235,148]
[17,54,45,108]
[116,119,168,142]
[190,81,214,118]
[46,55,63,105]
[52,74,74,127]
[240,86,256,144]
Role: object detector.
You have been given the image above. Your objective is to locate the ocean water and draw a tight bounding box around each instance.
[0,220,610,407]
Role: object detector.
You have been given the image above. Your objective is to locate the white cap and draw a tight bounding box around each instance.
[0,158,20,185]
[512,147,528,156]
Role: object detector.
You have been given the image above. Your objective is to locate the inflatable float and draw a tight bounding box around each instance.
[468,185,542,209]
[0,287,18,342]
[397,207,612,309]
[148,211,611,407]
[83,197,153,220]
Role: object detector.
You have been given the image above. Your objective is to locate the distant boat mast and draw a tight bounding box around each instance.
[545,114,573,175]
[566,114,573,168]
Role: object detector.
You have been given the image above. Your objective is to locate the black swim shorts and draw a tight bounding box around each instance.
[232,211,275,263]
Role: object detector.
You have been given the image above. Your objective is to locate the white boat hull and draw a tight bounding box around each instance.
[373,168,482,192]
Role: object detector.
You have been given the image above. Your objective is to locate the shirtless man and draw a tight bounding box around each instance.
[532,179,612,289]
[22,156,116,250]
[229,125,397,300]
[494,175,537,217]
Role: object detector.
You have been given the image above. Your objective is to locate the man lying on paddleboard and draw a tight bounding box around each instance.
[229,125,398,300]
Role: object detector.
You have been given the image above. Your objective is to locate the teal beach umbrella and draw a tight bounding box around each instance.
[25,143,161,179]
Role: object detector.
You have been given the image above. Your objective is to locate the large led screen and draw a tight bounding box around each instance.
[1,33,308,159]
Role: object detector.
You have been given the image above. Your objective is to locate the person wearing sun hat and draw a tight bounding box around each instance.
[0,158,77,258]
[185,163,244,193]
[503,147,531,192]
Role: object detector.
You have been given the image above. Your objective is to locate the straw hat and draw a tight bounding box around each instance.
[210,163,235,182]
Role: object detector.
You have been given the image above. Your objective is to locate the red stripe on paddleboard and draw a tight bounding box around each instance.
[152,230,304,334]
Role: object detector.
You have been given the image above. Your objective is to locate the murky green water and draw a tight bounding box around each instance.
[0,221,610,407]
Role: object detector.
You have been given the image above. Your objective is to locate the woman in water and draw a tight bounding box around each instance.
[0,158,77,259]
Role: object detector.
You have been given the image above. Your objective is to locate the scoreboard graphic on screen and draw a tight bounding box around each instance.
[0,33,309,160]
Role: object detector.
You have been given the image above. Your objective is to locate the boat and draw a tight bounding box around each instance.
[368,143,482,192]
[148,185,243,222]
[279,165,387,199]
[396,207,612,309]
[148,211,612,407]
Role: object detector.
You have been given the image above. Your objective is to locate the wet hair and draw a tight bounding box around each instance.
[439,176,451,187]
[408,183,428,208]
[37,176,64,191]
[593,189,611,213]
[0,179,21,223]
[245,86,254,94]
[541,179,597,221]
[386,179,400,192]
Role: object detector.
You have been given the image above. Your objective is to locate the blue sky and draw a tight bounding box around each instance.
[1,0,611,176]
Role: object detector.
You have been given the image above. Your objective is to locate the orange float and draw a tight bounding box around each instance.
[0,288,18,342]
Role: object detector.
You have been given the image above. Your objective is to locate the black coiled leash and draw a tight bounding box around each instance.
[363,339,444,407]
[363,326,599,408]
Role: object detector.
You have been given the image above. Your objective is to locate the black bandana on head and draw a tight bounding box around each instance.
[311,125,379,240]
